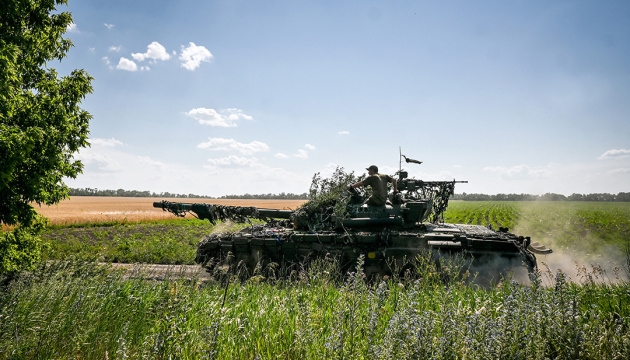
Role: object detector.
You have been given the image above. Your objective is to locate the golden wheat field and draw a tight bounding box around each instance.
[34,197,308,225]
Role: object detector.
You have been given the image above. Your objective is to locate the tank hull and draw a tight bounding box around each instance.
[196,222,538,279]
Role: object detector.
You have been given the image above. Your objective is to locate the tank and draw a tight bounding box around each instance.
[154,155,552,279]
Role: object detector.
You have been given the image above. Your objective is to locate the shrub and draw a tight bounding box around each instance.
[0,216,46,275]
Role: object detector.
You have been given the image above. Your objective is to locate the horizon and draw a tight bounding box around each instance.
[67,186,629,199]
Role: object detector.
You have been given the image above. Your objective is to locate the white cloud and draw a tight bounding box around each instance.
[185,108,253,127]
[483,164,550,180]
[66,23,78,33]
[74,151,123,172]
[179,42,213,70]
[109,45,122,52]
[291,144,316,158]
[598,149,630,160]
[197,138,269,155]
[102,56,111,65]
[116,57,137,71]
[293,149,308,158]
[90,138,124,147]
[75,153,124,172]
[132,41,171,62]
[138,156,165,168]
[206,155,259,167]
[104,23,115,30]
[338,131,350,135]
[276,145,315,159]
[609,168,630,174]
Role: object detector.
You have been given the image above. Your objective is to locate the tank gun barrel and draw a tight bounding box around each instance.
[153,201,293,224]
[397,177,467,192]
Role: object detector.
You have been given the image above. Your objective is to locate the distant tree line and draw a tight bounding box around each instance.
[451,192,630,202]
[68,188,309,199]
[69,188,210,198]
[69,188,629,202]
[217,192,309,200]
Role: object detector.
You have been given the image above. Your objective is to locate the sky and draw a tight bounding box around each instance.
[54,0,630,197]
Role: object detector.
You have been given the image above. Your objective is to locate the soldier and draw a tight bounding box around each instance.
[347,165,398,206]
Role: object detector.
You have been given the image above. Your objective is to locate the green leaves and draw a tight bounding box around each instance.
[0,215,47,274]
[1,0,92,273]
[292,167,362,230]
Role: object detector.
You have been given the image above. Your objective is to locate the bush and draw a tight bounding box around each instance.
[0,216,46,275]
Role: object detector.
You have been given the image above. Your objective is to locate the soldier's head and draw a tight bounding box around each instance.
[366,165,378,174]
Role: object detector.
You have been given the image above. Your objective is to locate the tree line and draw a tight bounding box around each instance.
[68,188,630,202]
[69,188,309,199]
[217,192,309,200]
[69,188,210,198]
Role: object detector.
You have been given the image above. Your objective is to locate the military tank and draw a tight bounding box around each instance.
[154,155,552,279]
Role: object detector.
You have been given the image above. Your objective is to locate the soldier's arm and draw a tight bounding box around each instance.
[347,181,364,190]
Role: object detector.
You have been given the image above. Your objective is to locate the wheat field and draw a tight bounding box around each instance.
[34,197,308,225]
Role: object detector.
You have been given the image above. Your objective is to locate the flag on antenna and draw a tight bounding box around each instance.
[402,155,423,165]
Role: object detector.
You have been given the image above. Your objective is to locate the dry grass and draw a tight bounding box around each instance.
[33,197,308,225]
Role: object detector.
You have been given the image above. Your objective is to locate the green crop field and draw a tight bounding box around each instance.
[445,201,630,252]
[1,201,629,359]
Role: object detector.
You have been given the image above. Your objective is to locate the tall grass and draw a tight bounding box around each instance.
[1,257,628,359]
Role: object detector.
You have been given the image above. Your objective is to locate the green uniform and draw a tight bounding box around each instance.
[362,174,393,206]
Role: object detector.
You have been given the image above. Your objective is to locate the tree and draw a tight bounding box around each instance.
[1,0,92,274]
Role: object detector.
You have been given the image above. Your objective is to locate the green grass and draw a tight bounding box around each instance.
[40,218,252,265]
[9,201,626,358]
[1,258,629,359]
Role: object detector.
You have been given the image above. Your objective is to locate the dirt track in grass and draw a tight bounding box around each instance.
[108,262,214,281]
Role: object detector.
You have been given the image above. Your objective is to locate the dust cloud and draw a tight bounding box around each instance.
[535,246,628,285]
[513,214,629,285]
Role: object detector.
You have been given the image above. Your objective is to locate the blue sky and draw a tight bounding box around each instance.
[55,0,630,196]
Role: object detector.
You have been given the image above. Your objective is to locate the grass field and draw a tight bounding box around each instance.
[1,199,628,359]
[32,199,630,278]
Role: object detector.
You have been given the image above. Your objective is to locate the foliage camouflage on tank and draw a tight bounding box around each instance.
[154,154,552,278]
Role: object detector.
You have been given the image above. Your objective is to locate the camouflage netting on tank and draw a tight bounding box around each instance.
[421,181,456,223]
[291,167,362,231]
